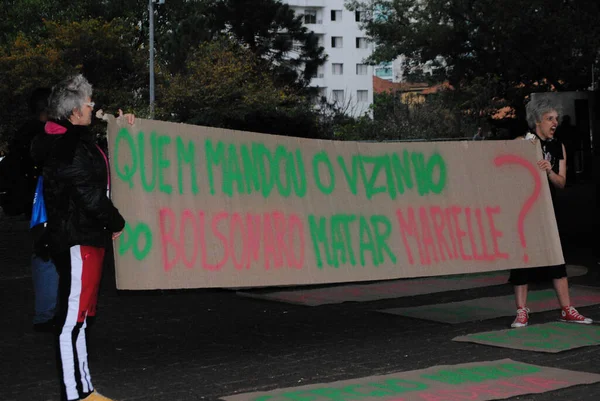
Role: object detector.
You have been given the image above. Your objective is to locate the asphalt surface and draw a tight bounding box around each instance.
[0,180,598,401]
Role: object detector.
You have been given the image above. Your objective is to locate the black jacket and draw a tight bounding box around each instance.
[31,120,125,251]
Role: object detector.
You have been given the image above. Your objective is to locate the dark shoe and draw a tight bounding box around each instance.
[33,320,55,333]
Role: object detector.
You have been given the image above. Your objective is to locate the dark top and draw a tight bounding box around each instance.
[30,120,125,251]
[509,135,567,285]
[536,135,564,199]
[538,136,563,175]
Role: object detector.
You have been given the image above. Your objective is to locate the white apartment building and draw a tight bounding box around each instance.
[283,0,374,116]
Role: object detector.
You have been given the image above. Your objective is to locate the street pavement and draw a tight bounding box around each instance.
[0,181,598,401]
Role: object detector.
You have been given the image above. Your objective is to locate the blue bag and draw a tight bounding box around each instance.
[30,176,51,260]
[30,176,47,228]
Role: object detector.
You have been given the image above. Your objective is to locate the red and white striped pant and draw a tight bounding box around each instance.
[54,245,105,401]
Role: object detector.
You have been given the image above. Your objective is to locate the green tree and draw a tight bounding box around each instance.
[42,19,147,111]
[335,89,479,141]
[0,33,74,141]
[212,0,326,89]
[154,0,214,72]
[158,39,325,138]
[0,18,146,142]
[348,0,600,112]
[0,0,330,142]
[0,0,147,46]
[158,0,327,90]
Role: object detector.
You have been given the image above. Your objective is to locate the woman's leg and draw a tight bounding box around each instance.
[509,269,531,328]
[514,284,529,308]
[31,254,59,325]
[553,276,571,308]
[54,245,105,400]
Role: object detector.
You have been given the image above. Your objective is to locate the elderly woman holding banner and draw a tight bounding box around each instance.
[31,74,134,401]
[509,97,592,328]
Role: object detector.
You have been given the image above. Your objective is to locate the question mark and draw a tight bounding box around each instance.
[494,155,542,263]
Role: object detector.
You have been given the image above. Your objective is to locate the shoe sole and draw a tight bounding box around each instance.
[511,323,528,328]
[559,319,593,324]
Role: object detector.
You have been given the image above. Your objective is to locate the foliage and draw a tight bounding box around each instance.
[0,0,332,145]
[157,39,326,138]
[0,33,73,142]
[155,0,215,72]
[0,0,147,46]
[347,0,600,109]
[159,0,327,90]
[334,90,478,141]
[0,18,146,142]
[44,20,146,110]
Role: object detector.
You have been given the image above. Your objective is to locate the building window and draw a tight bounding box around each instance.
[375,67,393,78]
[356,37,368,49]
[304,9,317,24]
[357,90,369,102]
[318,88,327,100]
[313,87,327,104]
[332,63,344,75]
[333,90,345,104]
[356,64,368,75]
[331,10,342,21]
[355,10,363,22]
[331,36,343,48]
[316,34,324,47]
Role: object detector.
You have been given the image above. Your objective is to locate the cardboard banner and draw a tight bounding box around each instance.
[107,117,564,289]
[220,359,600,401]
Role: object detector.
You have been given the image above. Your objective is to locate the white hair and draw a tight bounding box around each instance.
[48,74,93,120]
[525,97,562,130]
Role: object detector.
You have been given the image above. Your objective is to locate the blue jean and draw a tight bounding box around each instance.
[31,254,59,324]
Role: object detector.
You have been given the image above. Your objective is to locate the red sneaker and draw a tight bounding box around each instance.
[511,307,530,328]
[560,306,593,324]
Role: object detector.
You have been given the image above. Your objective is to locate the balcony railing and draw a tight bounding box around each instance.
[285,0,326,8]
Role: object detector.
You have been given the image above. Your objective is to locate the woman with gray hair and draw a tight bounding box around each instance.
[31,74,134,401]
[509,96,592,328]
